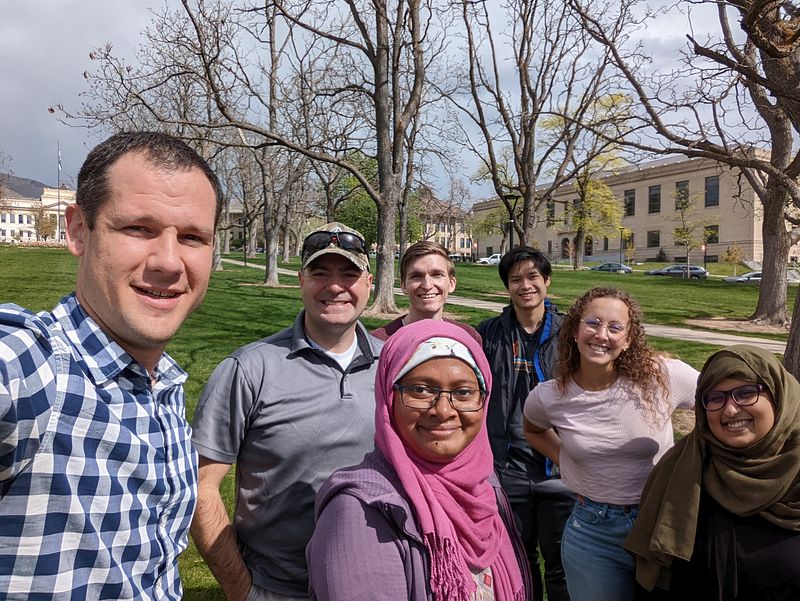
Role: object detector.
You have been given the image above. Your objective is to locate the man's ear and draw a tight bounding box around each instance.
[65,204,87,258]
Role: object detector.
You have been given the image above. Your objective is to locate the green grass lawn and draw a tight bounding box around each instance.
[0,245,789,597]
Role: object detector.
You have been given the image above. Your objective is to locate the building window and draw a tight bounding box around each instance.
[466,238,471,248]
[705,176,719,207]
[626,233,635,249]
[623,189,635,217]
[0,229,5,237]
[675,180,689,209]
[546,199,555,226]
[0,213,4,223]
[547,240,553,254]
[705,224,719,244]
[603,236,609,251]
[648,185,661,214]
[647,230,661,248]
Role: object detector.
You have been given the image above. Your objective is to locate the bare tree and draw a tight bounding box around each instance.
[446,0,629,247]
[568,1,800,342]
[0,151,12,199]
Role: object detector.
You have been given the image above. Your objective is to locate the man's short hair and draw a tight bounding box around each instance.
[498,247,552,288]
[76,131,223,229]
[399,241,455,283]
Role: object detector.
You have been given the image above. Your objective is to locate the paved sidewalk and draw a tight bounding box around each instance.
[223,258,786,354]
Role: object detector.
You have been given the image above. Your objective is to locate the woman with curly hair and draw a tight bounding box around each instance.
[522,287,698,601]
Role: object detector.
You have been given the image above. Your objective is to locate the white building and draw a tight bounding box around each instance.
[0,186,74,244]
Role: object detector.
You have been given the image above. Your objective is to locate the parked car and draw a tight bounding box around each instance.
[724,271,761,284]
[590,262,632,274]
[477,253,502,265]
[448,253,465,262]
[645,264,709,280]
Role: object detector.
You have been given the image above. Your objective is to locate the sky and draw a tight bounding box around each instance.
[0,1,708,194]
[0,1,162,188]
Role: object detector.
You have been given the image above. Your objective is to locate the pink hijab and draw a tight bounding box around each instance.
[375,319,525,601]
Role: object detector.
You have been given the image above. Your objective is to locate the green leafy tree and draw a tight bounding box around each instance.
[721,243,745,276]
[336,195,378,250]
[672,193,711,275]
[33,206,57,241]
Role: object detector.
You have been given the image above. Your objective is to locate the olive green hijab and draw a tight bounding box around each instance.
[624,345,800,591]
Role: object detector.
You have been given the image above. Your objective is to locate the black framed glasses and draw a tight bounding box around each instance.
[393,384,487,413]
[701,383,766,411]
[580,317,627,338]
[301,231,367,262]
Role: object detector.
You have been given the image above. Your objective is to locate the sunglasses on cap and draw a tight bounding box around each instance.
[301,230,368,262]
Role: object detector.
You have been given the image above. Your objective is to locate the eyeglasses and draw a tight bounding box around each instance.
[580,317,627,337]
[701,383,766,411]
[393,384,486,413]
[301,231,367,262]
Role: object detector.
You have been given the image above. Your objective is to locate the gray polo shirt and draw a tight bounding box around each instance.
[192,312,382,597]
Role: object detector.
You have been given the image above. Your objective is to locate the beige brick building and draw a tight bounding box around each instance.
[471,156,789,267]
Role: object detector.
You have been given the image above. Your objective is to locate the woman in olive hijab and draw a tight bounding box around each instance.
[625,345,800,600]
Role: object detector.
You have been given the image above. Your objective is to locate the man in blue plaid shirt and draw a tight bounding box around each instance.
[0,132,221,599]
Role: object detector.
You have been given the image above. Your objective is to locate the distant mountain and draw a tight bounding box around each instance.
[0,173,52,199]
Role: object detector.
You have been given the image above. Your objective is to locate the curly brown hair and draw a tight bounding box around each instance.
[555,287,668,409]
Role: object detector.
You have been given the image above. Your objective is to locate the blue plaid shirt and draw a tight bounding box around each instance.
[0,294,198,600]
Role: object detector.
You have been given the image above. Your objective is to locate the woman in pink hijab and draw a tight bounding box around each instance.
[307,319,531,600]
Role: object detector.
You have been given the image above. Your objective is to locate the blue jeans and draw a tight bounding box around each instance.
[561,497,639,601]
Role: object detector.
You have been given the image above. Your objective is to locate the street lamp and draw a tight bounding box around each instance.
[618,227,625,265]
[508,218,515,252]
[701,243,707,270]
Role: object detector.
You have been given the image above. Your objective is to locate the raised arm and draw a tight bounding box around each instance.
[191,456,251,601]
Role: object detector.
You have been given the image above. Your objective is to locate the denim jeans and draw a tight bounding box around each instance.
[561,497,639,601]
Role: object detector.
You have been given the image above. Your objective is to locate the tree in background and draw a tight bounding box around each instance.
[33,205,57,241]
[448,0,630,246]
[568,0,800,368]
[722,242,746,276]
[672,191,712,274]
[569,178,624,269]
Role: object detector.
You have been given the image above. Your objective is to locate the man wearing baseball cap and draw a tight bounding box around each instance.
[192,222,382,601]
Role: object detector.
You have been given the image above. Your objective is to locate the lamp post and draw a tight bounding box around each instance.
[508,218,515,252]
[701,243,707,270]
[618,227,624,265]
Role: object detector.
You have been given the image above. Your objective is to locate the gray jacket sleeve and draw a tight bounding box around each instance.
[307,492,426,600]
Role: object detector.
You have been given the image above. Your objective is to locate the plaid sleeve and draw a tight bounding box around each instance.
[0,320,57,485]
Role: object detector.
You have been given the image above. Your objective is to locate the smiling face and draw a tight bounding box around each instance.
[299,253,373,344]
[705,377,776,448]
[392,357,484,463]
[401,254,456,320]
[66,151,217,372]
[574,297,631,373]
[507,259,551,315]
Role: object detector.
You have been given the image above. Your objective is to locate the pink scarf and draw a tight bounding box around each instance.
[374,320,525,601]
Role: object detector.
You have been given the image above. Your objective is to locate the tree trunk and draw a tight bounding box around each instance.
[783,286,800,377]
[573,230,585,270]
[213,232,224,271]
[281,213,291,264]
[751,183,790,324]
[262,199,281,287]
[368,198,399,314]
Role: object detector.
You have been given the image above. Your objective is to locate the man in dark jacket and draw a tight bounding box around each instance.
[477,247,574,601]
